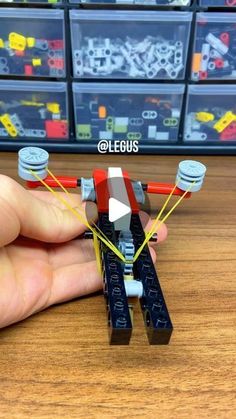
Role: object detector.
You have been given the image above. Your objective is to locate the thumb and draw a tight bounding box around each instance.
[0,175,96,247]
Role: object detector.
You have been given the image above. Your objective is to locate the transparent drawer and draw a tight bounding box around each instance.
[184,85,236,143]
[199,0,236,7]
[0,9,65,78]
[70,0,191,6]
[192,13,236,81]
[73,83,185,142]
[70,10,192,80]
[0,81,68,140]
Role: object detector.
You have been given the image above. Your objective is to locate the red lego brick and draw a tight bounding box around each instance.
[24,65,33,76]
[48,40,64,50]
[93,169,109,213]
[215,59,224,69]
[220,122,236,141]
[220,33,230,47]
[45,120,68,139]
[199,71,208,80]
[48,59,64,70]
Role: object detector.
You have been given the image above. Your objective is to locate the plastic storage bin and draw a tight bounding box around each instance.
[70,10,192,80]
[192,13,236,81]
[0,81,68,140]
[184,85,236,143]
[199,0,236,7]
[73,83,185,142]
[70,0,191,6]
[0,9,65,78]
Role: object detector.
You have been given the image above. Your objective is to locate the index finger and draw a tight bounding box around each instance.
[0,175,97,247]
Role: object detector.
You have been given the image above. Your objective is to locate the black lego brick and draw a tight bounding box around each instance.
[130,214,173,344]
[98,212,133,345]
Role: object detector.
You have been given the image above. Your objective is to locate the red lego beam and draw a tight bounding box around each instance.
[147,182,191,198]
[27,176,78,189]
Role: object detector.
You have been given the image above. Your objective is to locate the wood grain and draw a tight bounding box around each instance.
[0,153,235,419]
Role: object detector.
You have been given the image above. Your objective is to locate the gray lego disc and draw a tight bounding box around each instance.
[18,147,49,181]
[19,147,49,165]
[176,160,207,192]
[179,160,207,178]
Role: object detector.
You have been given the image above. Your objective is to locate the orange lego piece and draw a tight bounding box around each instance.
[192,53,202,73]
[99,106,107,119]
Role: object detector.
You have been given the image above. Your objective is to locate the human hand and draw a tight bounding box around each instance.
[0,175,167,328]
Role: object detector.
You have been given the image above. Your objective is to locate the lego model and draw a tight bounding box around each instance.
[18,147,206,345]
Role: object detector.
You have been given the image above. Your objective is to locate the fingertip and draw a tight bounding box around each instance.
[157,223,168,244]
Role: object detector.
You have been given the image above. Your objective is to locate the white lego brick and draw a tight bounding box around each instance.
[148,125,157,139]
[114,117,129,126]
[156,132,169,141]
[99,131,113,140]
[108,167,131,231]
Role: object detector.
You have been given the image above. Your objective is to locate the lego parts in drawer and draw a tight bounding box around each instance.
[199,0,236,7]
[73,83,185,142]
[70,0,191,5]
[184,85,236,142]
[0,81,68,140]
[0,9,65,78]
[70,11,192,80]
[192,13,236,81]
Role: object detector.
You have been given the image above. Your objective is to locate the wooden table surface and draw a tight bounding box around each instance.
[0,152,235,419]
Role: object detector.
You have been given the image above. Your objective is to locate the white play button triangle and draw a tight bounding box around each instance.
[109,197,131,223]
